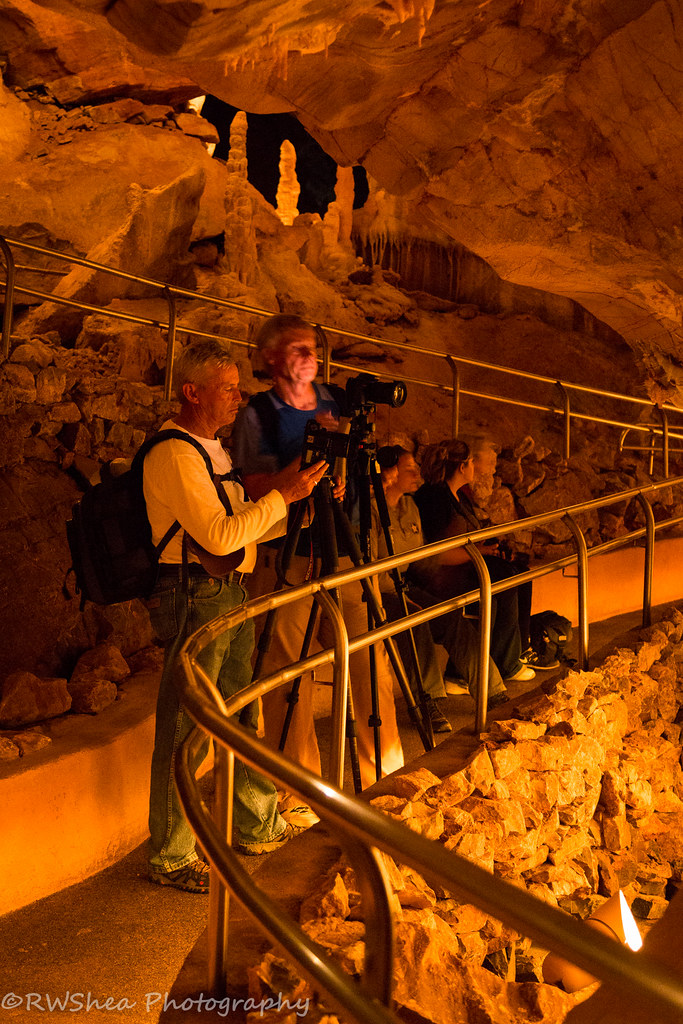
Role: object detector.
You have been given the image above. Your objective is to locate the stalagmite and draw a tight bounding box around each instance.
[223,109,258,285]
[275,139,300,226]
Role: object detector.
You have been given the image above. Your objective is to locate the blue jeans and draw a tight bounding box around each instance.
[147,571,285,872]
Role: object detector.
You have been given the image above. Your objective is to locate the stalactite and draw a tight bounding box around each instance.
[275,139,300,226]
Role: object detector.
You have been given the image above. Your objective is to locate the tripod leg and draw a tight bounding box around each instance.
[366,639,382,783]
[331,498,434,753]
[314,478,364,791]
[278,599,320,751]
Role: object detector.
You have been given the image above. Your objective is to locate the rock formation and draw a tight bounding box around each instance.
[2,0,682,402]
[247,609,683,1024]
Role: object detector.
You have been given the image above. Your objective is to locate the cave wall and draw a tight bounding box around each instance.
[2,0,680,402]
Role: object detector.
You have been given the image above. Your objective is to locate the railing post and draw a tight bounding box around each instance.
[562,513,589,670]
[208,744,233,996]
[635,492,656,628]
[316,325,330,384]
[658,406,670,477]
[317,588,351,789]
[648,428,656,477]
[446,355,460,438]
[464,541,492,734]
[344,841,395,1008]
[0,236,17,361]
[163,287,177,402]
[556,381,571,461]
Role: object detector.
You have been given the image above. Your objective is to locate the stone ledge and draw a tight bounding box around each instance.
[0,671,160,916]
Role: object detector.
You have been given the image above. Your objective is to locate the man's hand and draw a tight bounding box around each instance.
[277,459,328,505]
[331,474,346,502]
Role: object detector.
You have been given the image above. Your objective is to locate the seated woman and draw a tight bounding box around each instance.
[413,439,542,692]
[370,445,507,716]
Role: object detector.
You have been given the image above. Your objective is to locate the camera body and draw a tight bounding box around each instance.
[301,420,352,471]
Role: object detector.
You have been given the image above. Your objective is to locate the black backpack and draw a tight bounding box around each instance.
[529,609,573,666]
[65,429,214,607]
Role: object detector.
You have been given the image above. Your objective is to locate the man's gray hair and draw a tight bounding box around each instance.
[253,314,315,353]
[174,338,234,401]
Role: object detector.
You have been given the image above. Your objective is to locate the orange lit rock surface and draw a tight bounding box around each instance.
[2,0,682,399]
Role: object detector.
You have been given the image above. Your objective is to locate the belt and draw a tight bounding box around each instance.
[157,564,249,586]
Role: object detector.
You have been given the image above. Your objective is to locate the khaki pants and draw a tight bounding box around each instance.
[250,547,404,791]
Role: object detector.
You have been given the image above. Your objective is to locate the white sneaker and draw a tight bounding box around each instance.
[505,665,536,682]
[280,805,319,829]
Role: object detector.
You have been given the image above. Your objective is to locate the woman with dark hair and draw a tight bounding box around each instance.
[413,439,546,692]
[370,445,508,717]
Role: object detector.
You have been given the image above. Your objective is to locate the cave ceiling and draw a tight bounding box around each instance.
[3,0,683,398]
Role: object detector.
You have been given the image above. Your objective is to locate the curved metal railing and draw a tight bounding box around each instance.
[173,476,683,1022]
[2,234,683,470]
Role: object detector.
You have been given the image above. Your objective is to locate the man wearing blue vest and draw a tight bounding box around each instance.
[233,315,405,805]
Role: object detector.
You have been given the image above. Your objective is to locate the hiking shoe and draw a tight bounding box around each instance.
[149,859,210,893]
[522,648,560,671]
[425,697,452,733]
[281,804,319,829]
[505,664,536,682]
[235,822,306,856]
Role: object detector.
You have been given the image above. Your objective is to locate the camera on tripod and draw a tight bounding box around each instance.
[345,372,407,411]
[301,420,352,470]
[301,372,408,472]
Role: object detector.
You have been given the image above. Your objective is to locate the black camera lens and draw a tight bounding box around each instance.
[369,380,407,408]
[345,373,408,409]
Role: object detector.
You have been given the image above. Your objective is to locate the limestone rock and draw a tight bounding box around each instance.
[0,671,71,727]
[10,339,54,371]
[70,643,130,687]
[299,871,350,924]
[392,766,442,801]
[3,362,37,403]
[6,728,51,756]
[67,675,118,714]
[0,735,21,760]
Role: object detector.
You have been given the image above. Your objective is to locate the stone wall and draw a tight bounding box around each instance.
[249,608,683,1024]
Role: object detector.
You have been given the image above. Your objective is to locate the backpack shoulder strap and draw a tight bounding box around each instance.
[132,428,214,479]
[131,429,218,560]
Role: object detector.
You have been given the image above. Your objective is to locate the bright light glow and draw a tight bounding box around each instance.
[617,890,643,951]
[542,890,643,992]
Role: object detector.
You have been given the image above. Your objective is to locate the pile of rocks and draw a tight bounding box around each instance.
[0,642,157,760]
[248,608,683,1024]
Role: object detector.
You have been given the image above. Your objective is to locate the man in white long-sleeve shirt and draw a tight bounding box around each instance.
[143,339,326,892]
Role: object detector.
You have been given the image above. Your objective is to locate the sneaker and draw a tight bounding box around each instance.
[522,648,560,671]
[425,697,452,733]
[149,859,210,893]
[505,664,536,682]
[235,821,307,856]
[281,804,319,829]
